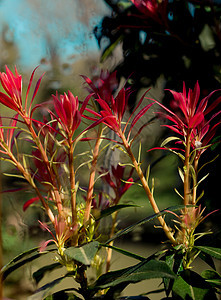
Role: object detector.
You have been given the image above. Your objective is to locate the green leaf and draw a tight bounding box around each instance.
[145,164,150,183]
[96,204,140,221]
[196,246,221,260]
[1,246,56,280]
[100,243,145,261]
[161,136,181,147]
[44,290,82,300]
[178,167,184,182]
[201,269,221,288]
[101,35,123,63]
[3,173,25,179]
[201,269,221,280]
[33,262,62,284]
[106,205,192,243]
[172,270,217,300]
[198,251,216,270]
[163,250,183,297]
[64,241,99,266]
[90,259,175,290]
[28,277,66,300]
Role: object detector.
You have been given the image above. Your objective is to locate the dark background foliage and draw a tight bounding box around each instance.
[94,0,221,233]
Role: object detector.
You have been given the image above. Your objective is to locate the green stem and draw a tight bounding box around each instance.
[106,211,118,272]
[192,158,199,205]
[84,129,102,225]
[68,140,78,246]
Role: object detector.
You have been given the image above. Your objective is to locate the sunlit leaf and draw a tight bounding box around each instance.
[178,167,184,183]
[161,136,181,147]
[64,241,99,266]
[174,188,184,199]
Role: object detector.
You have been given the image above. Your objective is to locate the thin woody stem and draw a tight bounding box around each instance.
[68,140,78,245]
[23,114,63,216]
[106,211,118,272]
[184,131,191,206]
[7,150,55,224]
[84,129,102,224]
[119,129,177,245]
[192,158,199,205]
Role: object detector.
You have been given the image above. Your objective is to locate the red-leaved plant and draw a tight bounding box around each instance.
[0,66,220,299]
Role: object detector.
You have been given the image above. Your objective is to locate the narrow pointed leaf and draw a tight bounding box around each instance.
[198,251,216,270]
[178,167,184,183]
[161,136,181,147]
[1,246,56,280]
[90,259,175,290]
[195,246,221,260]
[129,103,153,133]
[101,36,123,63]
[106,205,192,243]
[96,204,140,221]
[28,276,67,300]
[100,243,145,261]
[33,262,62,284]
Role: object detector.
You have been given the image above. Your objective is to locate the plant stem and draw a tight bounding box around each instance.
[184,131,191,206]
[23,115,63,216]
[84,129,102,224]
[106,211,118,272]
[8,151,55,224]
[77,265,91,300]
[192,158,199,205]
[119,130,177,245]
[68,140,78,245]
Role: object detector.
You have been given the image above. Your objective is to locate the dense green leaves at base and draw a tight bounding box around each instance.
[172,270,217,300]
[90,259,175,291]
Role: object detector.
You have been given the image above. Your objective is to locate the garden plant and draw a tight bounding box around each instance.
[0,63,220,300]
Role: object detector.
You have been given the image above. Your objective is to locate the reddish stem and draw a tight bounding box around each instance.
[184,131,191,206]
[23,114,63,216]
